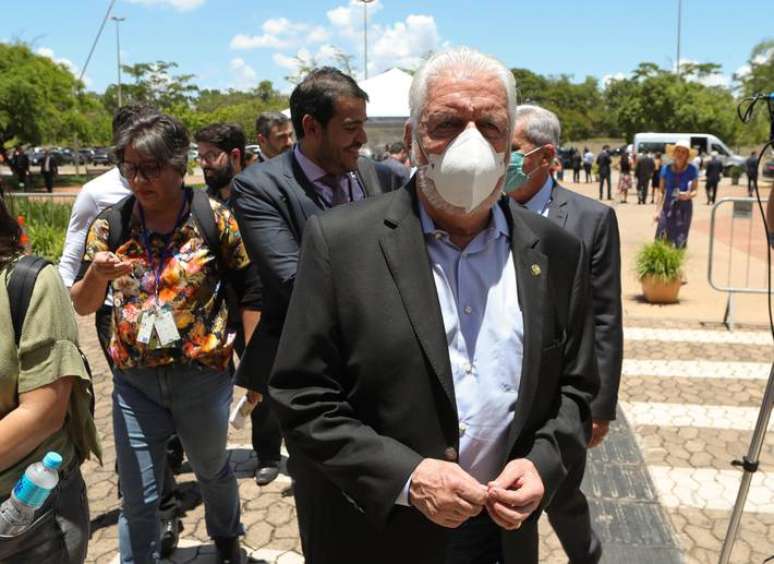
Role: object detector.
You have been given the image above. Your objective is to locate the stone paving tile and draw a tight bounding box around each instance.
[665,507,774,564]
[621,401,772,432]
[622,359,771,381]
[625,327,773,346]
[634,425,774,471]
[619,376,765,406]
[624,340,773,364]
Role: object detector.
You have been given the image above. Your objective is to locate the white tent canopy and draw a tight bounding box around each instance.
[282,67,412,120]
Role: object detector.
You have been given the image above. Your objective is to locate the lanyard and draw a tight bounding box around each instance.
[138,192,189,306]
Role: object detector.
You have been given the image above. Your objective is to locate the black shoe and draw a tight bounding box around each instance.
[160,517,182,558]
[254,463,280,486]
[214,536,242,564]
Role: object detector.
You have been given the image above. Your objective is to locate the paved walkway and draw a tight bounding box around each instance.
[66,173,773,563]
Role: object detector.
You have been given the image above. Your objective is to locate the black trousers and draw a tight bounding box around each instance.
[546,455,602,564]
[583,163,592,182]
[95,305,180,520]
[706,180,719,204]
[43,172,55,192]
[445,511,539,564]
[251,399,282,464]
[598,170,612,199]
[748,175,758,196]
[636,179,649,204]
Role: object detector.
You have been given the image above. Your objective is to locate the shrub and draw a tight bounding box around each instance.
[7,198,72,262]
[636,239,685,282]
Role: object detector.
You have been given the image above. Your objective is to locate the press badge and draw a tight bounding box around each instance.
[137,311,156,344]
[154,309,181,347]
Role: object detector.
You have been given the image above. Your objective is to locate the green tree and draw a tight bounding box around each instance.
[0,42,111,146]
[102,60,199,115]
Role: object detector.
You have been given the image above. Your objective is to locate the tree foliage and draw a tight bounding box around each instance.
[0,42,112,146]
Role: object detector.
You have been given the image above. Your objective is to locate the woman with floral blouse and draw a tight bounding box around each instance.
[71,113,259,564]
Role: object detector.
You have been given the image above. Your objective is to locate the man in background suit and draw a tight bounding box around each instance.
[268,47,598,564]
[508,104,622,564]
[634,152,655,205]
[231,67,405,486]
[705,151,723,205]
[40,149,58,193]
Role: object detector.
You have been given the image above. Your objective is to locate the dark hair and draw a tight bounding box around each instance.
[116,113,190,175]
[112,104,159,143]
[256,111,290,139]
[0,197,23,268]
[289,66,368,140]
[389,141,406,154]
[195,123,246,167]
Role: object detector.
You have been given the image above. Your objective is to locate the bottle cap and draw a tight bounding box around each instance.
[42,452,63,470]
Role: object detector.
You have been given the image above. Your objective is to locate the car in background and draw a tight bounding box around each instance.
[92,147,114,166]
[75,148,96,165]
[763,158,774,179]
[25,147,45,166]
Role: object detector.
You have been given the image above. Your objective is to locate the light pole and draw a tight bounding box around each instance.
[360,0,374,80]
[111,16,126,107]
[675,0,682,78]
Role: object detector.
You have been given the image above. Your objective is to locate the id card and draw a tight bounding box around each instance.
[154,309,181,347]
[137,311,156,344]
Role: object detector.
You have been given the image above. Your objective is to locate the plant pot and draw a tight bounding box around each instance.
[641,275,681,304]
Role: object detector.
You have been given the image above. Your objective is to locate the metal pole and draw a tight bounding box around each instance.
[676,0,682,77]
[111,16,125,107]
[361,0,374,80]
[718,363,774,563]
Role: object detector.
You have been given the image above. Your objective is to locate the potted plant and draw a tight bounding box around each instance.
[636,239,685,303]
[727,164,744,186]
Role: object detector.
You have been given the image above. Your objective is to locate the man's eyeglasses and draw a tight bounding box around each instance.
[198,151,226,164]
[119,161,163,182]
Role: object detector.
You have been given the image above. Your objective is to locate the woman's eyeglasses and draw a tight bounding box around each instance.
[118,161,163,182]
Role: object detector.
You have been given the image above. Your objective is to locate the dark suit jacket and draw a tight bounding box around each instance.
[705,158,723,182]
[231,148,405,391]
[634,155,655,183]
[547,184,622,421]
[269,181,598,564]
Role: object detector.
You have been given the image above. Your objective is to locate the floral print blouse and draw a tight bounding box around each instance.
[80,190,252,371]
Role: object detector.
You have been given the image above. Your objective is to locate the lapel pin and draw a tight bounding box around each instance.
[530,264,542,276]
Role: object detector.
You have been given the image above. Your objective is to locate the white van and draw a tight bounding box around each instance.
[633,132,745,170]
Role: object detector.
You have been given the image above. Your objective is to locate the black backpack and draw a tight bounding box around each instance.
[7,255,95,415]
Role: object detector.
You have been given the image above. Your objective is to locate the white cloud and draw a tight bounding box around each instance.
[602,72,627,88]
[371,14,439,72]
[35,46,92,86]
[125,0,205,11]
[230,33,289,50]
[229,57,257,89]
[231,17,329,51]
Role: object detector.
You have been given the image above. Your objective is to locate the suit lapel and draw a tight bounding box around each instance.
[548,182,569,228]
[379,183,456,407]
[502,200,548,447]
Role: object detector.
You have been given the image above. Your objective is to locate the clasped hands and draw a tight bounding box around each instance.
[409,458,544,530]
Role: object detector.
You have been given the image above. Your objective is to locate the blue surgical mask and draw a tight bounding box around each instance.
[505,146,546,192]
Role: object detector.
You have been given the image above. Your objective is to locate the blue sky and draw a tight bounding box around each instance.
[3,0,772,94]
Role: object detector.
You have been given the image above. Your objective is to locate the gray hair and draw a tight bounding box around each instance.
[116,113,189,175]
[256,111,290,139]
[409,46,517,132]
[514,104,561,147]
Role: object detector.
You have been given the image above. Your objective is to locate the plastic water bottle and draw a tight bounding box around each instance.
[0,452,62,536]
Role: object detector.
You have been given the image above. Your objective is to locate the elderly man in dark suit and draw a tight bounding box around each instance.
[507,104,623,564]
[231,67,405,486]
[268,47,598,564]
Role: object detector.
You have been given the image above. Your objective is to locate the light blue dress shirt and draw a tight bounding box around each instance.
[396,200,524,505]
[524,176,554,217]
[293,145,365,206]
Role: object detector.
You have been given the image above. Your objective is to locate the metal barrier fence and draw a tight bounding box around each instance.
[707,196,773,329]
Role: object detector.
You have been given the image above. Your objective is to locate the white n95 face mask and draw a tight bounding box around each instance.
[421,127,506,213]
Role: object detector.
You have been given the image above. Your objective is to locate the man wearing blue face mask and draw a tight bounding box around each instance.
[507,104,622,564]
[268,49,598,564]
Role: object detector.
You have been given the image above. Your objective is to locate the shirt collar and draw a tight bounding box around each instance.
[418,196,510,244]
[293,144,329,184]
[523,175,554,214]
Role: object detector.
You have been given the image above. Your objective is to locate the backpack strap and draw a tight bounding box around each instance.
[189,188,224,272]
[106,194,136,253]
[7,255,52,346]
